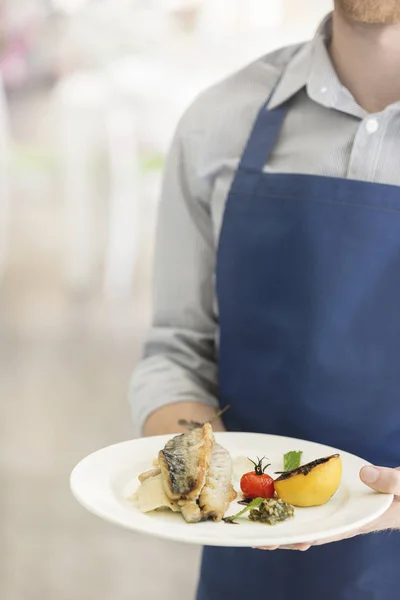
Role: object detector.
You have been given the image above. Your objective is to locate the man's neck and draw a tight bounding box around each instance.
[330,10,400,113]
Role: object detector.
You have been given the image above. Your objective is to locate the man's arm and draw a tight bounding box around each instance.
[130,108,222,436]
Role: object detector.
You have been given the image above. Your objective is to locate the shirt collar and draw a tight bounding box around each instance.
[267,40,313,110]
[268,12,366,119]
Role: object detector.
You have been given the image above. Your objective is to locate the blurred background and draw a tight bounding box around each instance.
[0,1,332,599]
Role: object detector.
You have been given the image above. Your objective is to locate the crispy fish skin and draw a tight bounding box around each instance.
[199,443,237,522]
[158,423,214,502]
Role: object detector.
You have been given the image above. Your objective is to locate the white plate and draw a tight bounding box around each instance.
[70,432,393,547]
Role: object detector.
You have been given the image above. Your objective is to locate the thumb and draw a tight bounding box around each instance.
[360,466,400,498]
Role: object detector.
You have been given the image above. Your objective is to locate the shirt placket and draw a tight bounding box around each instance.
[347,113,389,182]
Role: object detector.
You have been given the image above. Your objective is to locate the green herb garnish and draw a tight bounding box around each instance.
[249,498,294,525]
[283,450,303,472]
[223,497,264,524]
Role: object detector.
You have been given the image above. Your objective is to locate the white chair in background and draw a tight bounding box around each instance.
[55,67,155,301]
[104,100,140,300]
[54,57,198,301]
[55,71,110,295]
[0,75,10,285]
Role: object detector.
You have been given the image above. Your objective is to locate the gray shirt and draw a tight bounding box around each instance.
[130,14,400,432]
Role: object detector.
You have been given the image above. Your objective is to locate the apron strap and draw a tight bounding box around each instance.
[238,48,301,173]
[239,102,291,172]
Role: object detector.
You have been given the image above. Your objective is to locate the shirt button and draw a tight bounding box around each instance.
[320,86,328,94]
[366,118,379,133]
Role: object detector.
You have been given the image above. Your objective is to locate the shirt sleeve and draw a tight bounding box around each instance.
[129,110,219,434]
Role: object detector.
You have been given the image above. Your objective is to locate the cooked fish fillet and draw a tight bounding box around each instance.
[179,501,203,523]
[158,423,214,502]
[199,443,237,522]
[135,474,180,513]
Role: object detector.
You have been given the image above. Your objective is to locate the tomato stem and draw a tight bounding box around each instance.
[248,456,271,476]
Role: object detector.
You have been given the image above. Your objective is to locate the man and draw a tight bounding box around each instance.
[130,2,400,598]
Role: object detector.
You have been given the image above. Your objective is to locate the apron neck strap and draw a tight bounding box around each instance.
[238,102,291,172]
[238,48,301,173]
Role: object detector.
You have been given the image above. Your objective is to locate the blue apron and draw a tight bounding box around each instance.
[196,89,400,599]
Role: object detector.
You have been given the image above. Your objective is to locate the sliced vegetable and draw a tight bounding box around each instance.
[283,451,303,472]
[223,497,264,523]
[249,498,294,525]
[240,457,275,500]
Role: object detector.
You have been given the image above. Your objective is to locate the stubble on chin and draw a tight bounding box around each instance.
[335,0,400,24]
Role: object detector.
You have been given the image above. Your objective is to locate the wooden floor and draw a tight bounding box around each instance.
[0,89,201,600]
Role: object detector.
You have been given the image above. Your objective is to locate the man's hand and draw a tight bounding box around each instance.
[143,402,226,437]
[259,466,400,551]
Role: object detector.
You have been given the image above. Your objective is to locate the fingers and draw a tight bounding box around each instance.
[360,466,400,498]
[256,543,313,551]
[284,543,312,551]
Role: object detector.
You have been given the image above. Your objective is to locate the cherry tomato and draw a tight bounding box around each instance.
[240,457,275,500]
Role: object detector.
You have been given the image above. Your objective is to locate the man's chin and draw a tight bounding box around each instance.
[336,0,400,25]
